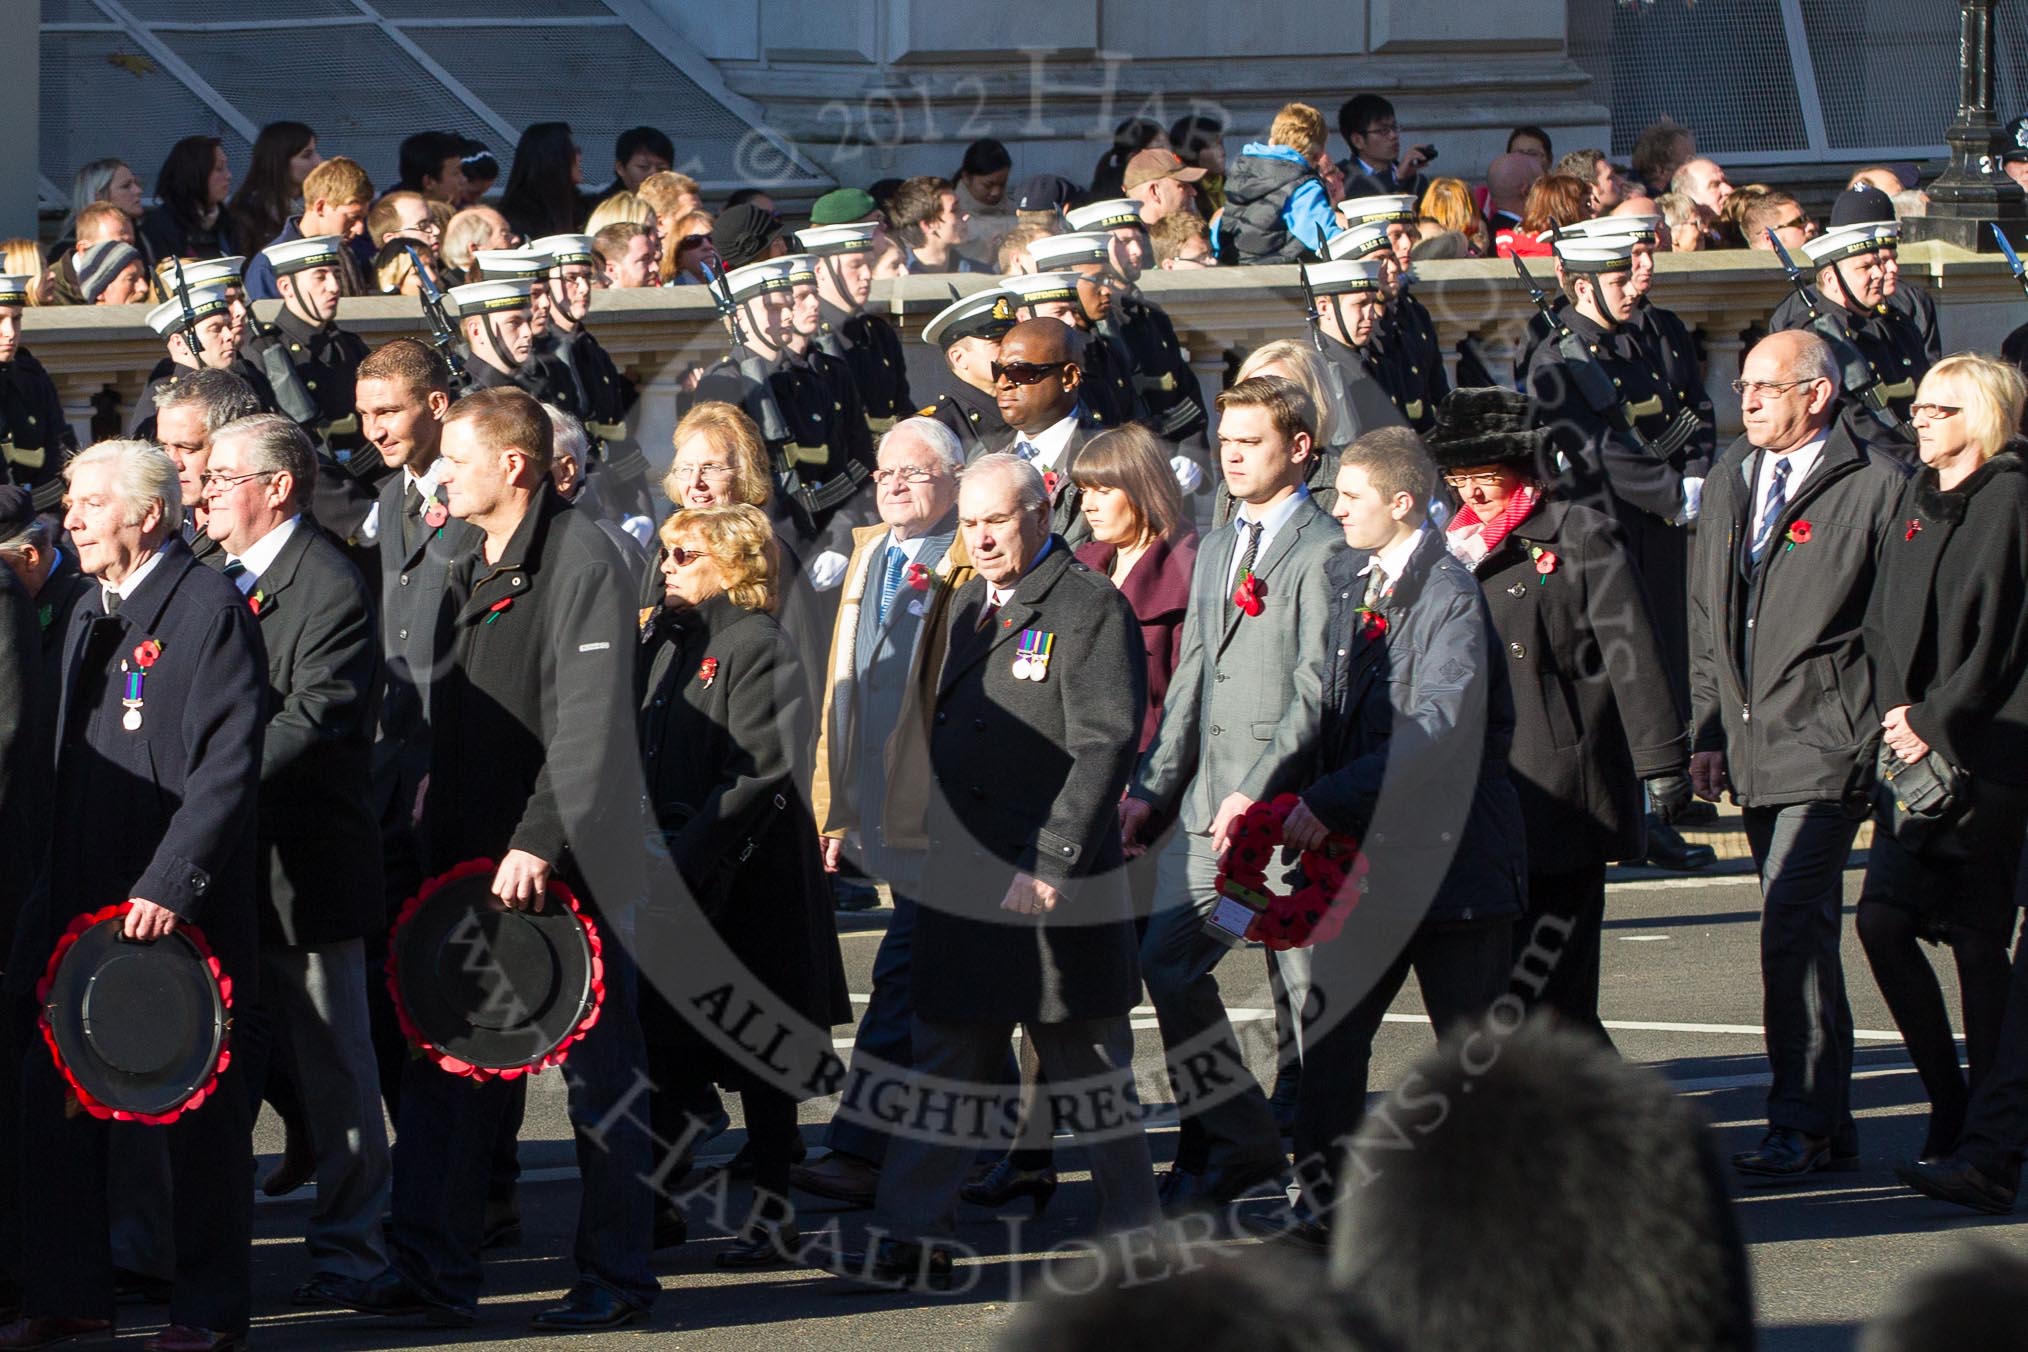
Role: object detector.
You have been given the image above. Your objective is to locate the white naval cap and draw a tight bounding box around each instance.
[530,234,598,267]
[146,284,234,335]
[172,256,245,289]
[1304,258,1388,296]
[448,278,534,317]
[1551,235,1637,273]
[1025,232,1111,270]
[1000,270,1082,307]
[1063,198,1144,233]
[1325,221,1394,262]
[1556,214,1661,245]
[793,223,880,255]
[722,257,797,300]
[1337,194,1418,226]
[1804,222,1894,268]
[922,288,1018,349]
[780,253,818,285]
[260,235,347,277]
[474,248,555,281]
[0,275,30,306]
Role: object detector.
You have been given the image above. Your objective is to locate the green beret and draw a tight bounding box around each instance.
[809,189,876,226]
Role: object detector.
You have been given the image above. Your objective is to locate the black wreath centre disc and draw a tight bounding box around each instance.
[43,919,229,1120]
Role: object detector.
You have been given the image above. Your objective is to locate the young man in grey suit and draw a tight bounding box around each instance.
[1119,375,1345,1209]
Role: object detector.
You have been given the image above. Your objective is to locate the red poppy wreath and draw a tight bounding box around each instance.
[1213,793,1369,950]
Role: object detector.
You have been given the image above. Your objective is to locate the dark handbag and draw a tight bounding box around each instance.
[1875,739,1967,851]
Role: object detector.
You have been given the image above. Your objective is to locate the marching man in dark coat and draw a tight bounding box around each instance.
[1429,388,1693,1040]
[831,452,1159,1289]
[5,440,265,1352]
[367,388,659,1332]
[1688,330,1908,1180]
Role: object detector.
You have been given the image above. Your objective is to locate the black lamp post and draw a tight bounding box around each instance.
[1905,0,2026,250]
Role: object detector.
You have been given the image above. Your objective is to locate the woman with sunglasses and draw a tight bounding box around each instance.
[1859,356,2028,1192]
[662,211,718,286]
[1430,387,1694,1043]
[635,502,851,1268]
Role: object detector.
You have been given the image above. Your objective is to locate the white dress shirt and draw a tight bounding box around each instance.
[1226,486,1311,590]
[1751,431,1827,543]
[101,546,166,611]
[1359,524,1428,600]
[224,514,301,592]
[1009,411,1082,472]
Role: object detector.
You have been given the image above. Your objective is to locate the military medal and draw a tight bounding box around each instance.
[1010,629,1053,682]
[122,639,163,732]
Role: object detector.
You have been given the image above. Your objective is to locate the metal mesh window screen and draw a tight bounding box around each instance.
[1999,0,2028,123]
[1603,0,1809,158]
[403,23,819,184]
[168,25,500,183]
[40,30,252,195]
[1804,0,1956,150]
[41,0,112,22]
[120,0,361,18]
[371,0,617,15]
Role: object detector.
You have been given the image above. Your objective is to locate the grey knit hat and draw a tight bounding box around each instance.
[77,240,143,303]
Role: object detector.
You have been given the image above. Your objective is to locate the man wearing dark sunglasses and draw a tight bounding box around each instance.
[991,318,1101,547]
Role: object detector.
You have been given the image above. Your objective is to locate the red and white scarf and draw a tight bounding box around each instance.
[1445,484,1541,570]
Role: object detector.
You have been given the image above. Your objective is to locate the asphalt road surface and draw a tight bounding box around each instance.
[177,855,2025,1350]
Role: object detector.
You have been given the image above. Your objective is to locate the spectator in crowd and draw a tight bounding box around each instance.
[995,221,1053,274]
[452,140,497,207]
[1555,148,1626,214]
[500,122,589,241]
[1170,112,1229,214]
[888,177,984,274]
[1849,165,1908,198]
[52,158,150,273]
[1124,148,1209,227]
[1218,101,1341,263]
[1498,172,1588,258]
[585,191,655,240]
[636,171,703,245]
[142,135,237,262]
[1632,119,1697,198]
[1090,117,1169,201]
[1862,357,2028,1169]
[365,190,438,259]
[1860,1244,2028,1352]
[1742,190,1815,253]
[1330,1022,1756,1352]
[1671,157,1734,220]
[75,240,149,307]
[657,213,716,286]
[441,205,516,284]
[724,187,777,217]
[372,241,424,297]
[1151,211,1215,268]
[245,156,374,301]
[953,138,1015,267]
[1011,173,1076,227]
[1506,124,1553,169]
[1483,151,1543,237]
[1339,93,1430,197]
[1418,177,1489,256]
[595,126,672,206]
[869,233,908,280]
[394,131,468,205]
[594,222,660,290]
[229,121,320,258]
[1658,192,1712,253]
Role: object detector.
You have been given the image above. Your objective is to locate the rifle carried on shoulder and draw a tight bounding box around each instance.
[407,243,472,394]
[1764,229,1911,438]
[1994,223,2028,302]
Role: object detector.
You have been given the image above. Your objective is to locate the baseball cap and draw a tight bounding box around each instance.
[1122,149,1208,194]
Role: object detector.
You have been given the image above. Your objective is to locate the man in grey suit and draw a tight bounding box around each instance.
[1119,375,1344,1208]
[794,418,970,1206]
[831,453,1156,1289]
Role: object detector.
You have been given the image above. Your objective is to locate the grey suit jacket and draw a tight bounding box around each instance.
[1132,491,1344,835]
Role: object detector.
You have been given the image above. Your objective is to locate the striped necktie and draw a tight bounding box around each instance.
[876,544,906,624]
[1749,457,1792,564]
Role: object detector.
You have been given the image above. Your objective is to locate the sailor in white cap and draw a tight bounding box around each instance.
[472,247,584,415]
[0,274,78,513]
[243,236,372,455]
[1302,257,1411,440]
[916,288,1018,456]
[1001,270,1083,326]
[795,222,914,440]
[1064,198,1211,448]
[448,277,538,392]
[527,233,652,518]
[1022,232,1140,428]
[1325,222,1438,430]
[129,264,287,439]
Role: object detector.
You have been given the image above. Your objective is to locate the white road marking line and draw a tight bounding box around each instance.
[1618,935,1672,941]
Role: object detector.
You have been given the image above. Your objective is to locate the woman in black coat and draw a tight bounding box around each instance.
[140,135,239,263]
[636,503,851,1266]
[1861,355,2028,1167]
[1429,388,1694,1041]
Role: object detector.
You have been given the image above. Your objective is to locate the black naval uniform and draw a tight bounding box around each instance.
[1769,286,1928,444]
[817,298,913,440]
[1103,295,1208,442]
[922,379,1008,457]
[1317,333,1412,441]
[1,350,77,513]
[1525,305,1713,712]
[1076,323,1145,430]
[1373,291,1448,432]
[243,306,385,549]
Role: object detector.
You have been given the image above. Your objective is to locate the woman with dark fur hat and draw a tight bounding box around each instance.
[1429,387,1693,1039]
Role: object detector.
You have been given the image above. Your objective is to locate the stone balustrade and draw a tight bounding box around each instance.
[22,244,2027,472]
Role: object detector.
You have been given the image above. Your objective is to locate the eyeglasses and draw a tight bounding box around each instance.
[1730,378,1818,397]
[669,461,734,482]
[199,469,274,493]
[992,360,1070,386]
[871,466,940,486]
[1910,402,1962,419]
[1442,470,1509,489]
[676,233,711,251]
[660,545,713,566]
[1359,122,1399,136]
[1772,216,1810,234]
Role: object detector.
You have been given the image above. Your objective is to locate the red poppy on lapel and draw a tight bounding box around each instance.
[1785,520,1812,551]
[133,639,163,669]
[1043,470,1060,498]
[698,656,719,688]
[483,597,513,625]
[1905,519,1922,541]
[905,562,932,591]
[1357,607,1388,642]
[1231,572,1264,617]
[248,589,267,616]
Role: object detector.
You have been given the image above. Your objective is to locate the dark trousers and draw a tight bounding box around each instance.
[1514,856,1611,1044]
[1743,802,1859,1141]
[826,891,917,1165]
[1958,912,2028,1178]
[388,932,657,1314]
[16,1008,254,1332]
[1294,916,1513,1216]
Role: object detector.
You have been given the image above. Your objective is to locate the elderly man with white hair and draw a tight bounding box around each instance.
[793,416,974,1207]
[3,439,265,1352]
[539,404,650,592]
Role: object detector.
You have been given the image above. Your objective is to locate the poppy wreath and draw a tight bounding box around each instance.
[384,858,607,1081]
[36,902,233,1126]
[1213,793,1368,951]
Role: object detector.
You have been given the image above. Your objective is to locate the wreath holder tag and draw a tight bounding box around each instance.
[1204,879,1269,949]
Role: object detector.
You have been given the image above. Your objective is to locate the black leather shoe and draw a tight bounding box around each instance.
[0,1317,112,1350]
[1896,1156,2018,1215]
[290,1269,428,1315]
[790,1151,881,1207]
[1732,1128,1831,1179]
[1644,819,1716,871]
[652,1206,689,1252]
[960,1157,1058,1215]
[529,1285,649,1333]
[1162,1154,1285,1213]
[715,1221,801,1269]
[724,1133,806,1179]
[259,1131,316,1197]
[831,1237,955,1291]
[831,877,881,912]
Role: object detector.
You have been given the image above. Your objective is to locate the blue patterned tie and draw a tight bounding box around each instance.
[1013,439,1038,461]
[876,545,907,623]
[1749,456,1792,564]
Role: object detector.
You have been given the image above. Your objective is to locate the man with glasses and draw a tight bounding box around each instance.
[1337,93,1430,199]
[154,369,264,570]
[1688,329,1908,1181]
[794,418,972,1208]
[1744,192,1816,259]
[1064,200,1212,453]
[989,318,1102,546]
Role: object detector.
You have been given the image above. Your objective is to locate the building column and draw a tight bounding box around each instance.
[1,1,40,241]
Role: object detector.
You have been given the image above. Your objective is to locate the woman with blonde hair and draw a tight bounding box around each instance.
[1419,177,1488,257]
[1211,340,1347,522]
[635,502,850,1267]
[585,190,657,240]
[635,171,701,235]
[1862,353,2028,1181]
[1,240,45,304]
